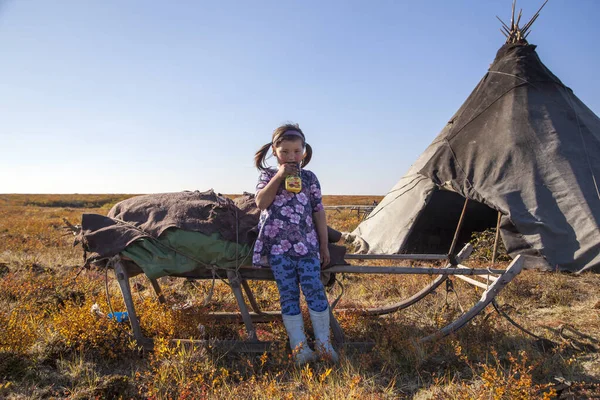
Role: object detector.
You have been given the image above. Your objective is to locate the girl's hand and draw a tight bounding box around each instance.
[276,163,299,179]
[320,245,330,267]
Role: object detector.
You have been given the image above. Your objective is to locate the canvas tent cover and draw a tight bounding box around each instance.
[354,44,600,274]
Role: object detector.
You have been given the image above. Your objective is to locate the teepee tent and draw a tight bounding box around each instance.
[352,3,600,274]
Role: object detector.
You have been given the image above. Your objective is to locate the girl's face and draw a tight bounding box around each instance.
[273,138,304,165]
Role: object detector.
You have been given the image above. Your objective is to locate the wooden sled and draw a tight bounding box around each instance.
[103,198,523,352]
[110,242,523,352]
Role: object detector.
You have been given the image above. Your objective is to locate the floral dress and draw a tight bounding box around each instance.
[252,168,324,267]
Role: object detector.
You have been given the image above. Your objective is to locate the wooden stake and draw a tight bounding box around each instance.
[516,9,523,29]
[491,211,502,264]
[496,15,511,32]
[522,0,548,33]
[522,13,540,34]
[448,197,469,263]
[530,0,549,23]
[510,0,517,30]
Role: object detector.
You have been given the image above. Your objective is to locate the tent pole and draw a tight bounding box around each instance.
[447,197,469,264]
[491,211,502,264]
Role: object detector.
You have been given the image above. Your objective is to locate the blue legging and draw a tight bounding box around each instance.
[269,255,329,316]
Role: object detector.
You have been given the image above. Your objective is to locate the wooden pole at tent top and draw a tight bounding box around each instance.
[497,0,549,44]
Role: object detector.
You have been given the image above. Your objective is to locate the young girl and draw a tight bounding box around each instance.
[253,123,338,364]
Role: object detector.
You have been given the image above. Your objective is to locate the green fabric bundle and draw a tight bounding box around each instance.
[121,228,253,279]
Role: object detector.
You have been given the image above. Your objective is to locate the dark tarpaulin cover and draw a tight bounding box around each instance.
[354,44,600,273]
[78,190,346,269]
[79,190,260,263]
[420,44,600,273]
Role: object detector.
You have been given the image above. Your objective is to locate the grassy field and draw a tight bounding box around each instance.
[0,194,599,399]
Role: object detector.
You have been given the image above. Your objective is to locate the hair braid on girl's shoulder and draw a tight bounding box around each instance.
[254,142,273,171]
[301,143,313,168]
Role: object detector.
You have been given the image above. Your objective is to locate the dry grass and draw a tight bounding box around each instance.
[0,194,599,399]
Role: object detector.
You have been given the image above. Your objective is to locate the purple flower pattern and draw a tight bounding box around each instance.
[289,213,301,224]
[310,184,321,198]
[293,242,308,256]
[264,224,279,238]
[271,245,284,255]
[307,231,318,246]
[253,168,324,266]
[296,193,308,205]
[273,195,286,207]
[280,206,294,217]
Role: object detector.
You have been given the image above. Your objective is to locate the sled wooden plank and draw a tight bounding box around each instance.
[454,274,490,290]
[456,264,499,281]
[345,253,448,261]
[454,264,500,288]
[323,205,375,210]
[205,311,281,322]
[326,265,506,275]
[420,255,524,342]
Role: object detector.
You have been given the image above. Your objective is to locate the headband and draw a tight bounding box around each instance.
[271,130,305,146]
[281,130,304,139]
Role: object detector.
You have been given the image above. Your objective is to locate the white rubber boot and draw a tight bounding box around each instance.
[281,313,317,365]
[309,307,339,363]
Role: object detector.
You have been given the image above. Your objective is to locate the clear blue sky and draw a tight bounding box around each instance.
[1,0,598,195]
